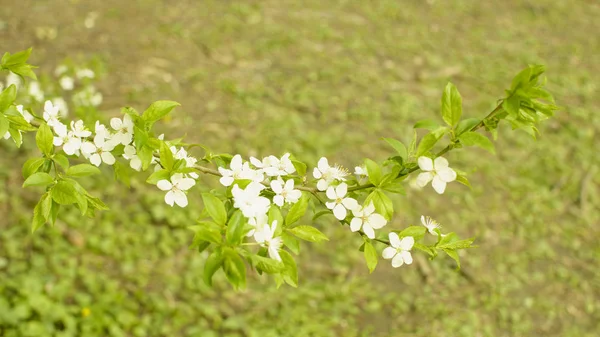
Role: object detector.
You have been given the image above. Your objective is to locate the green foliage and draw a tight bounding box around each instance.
[363,241,378,273]
[287,225,328,242]
[441,83,463,127]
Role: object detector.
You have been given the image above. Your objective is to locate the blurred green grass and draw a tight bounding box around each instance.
[1,0,599,336]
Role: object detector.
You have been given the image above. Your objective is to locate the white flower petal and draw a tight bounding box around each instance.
[431,176,447,194]
[362,224,375,239]
[416,172,434,188]
[101,152,115,165]
[220,176,234,187]
[437,167,457,182]
[157,180,173,191]
[230,154,242,170]
[316,179,328,191]
[349,218,362,232]
[312,167,322,179]
[89,154,101,167]
[391,253,405,268]
[317,157,329,171]
[270,180,283,193]
[388,232,401,248]
[325,201,335,210]
[335,183,347,197]
[110,118,122,130]
[326,186,336,200]
[418,156,434,171]
[273,195,284,207]
[363,202,375,215]
[164,190,175,206]
[401,251,413,265]
[172,190,188,207]
[382,247,396,260]
[341,197,358,211]
[333,204,347,220]
[434,156,449,169]
[176,178,196,191]
[368,213,387,229]
[399,236,415,251]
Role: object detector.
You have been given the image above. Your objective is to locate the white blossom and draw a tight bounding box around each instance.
[109,114,134,145]
[43,100,62,127]
[60,76,75,91]
[76,68,95,79]
[70,120,92,138]
[81,136,116,167]
[28,82,44,101]
[218,154,263,186]
[247,213,268,238]
[156,173,196,207]
[251,153,295,177]
[254,220,283,261]
[270,179,302,207]
[349,203,387,239]
[52,97,69,117]
[53,126,82,156]
[354,165,368,177]
[172,146,199,179]
[313,157,349,191]
[415,156,457,194]
[231,182,270,218]
[382,233,414,268]
[93,121,112,145]
[325,183,358,220]
[123,145,142,171]
[421,215,445,237]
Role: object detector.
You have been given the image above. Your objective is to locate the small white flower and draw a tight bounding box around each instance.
[76,68,95,79]
[382,233,414,268]
[81,137,116,167]
[251,153,296,177]
[156,173,196,207]
[349,203,387,239]
[254,220,283,261]
[109,114,134,145]
[420,215,444,236]
[354,165,368,177]
[70,120,92,138]
[52,97,69,117]
[231,182,271,218]
[270,179,302,207]
[172,146,199,179]
[313,157,349,191]
[325,183,358,220]
[416,156,457,194]
[28,82,44,102]
[123,145,142,171]
[60,76,75,91]
[247,213,268,238]
[43,100,62,127]
[53,126,82,156]
[218,155,263,186]
[93,121,112,145]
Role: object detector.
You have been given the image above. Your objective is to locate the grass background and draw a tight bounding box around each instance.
[1,1,599,336]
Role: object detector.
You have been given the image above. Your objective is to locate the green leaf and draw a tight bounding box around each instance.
[7,127,22,147]
[159,141,174,171]
[416,132,441,157]
[189,222,222,244]
[50,180,79,205]
[222,248,246,290]
[456,174,471,189]
[0,84,17,112]
[437,237,476,250]
[2,48,32,66]
[23,172,54,187]
[285,193,308,226]
[291,159,307,176]
[31,194,48,233]
[413,242,436,258]
[365,158,382,186]
[455,118,481,136]
[146,169,170,185]
[53,154,70,171]
[66,164,101,177]
[22,158,46,179]
[282,233,300,255]
[382,138,407,161]
[137,146,154,171]
[441,82,462,127]
[142,100,180,124]
[279,250,298,287]
[201,193,228,226]
[398,226,427,239]
[6,63,37,80]
[250,255,285,274]
[268,206,284,230]
[363,241,378,273]
[365,189,394,220]
[35,123,54,156]
[114,161,131,187]
[458,132,495,154]
[226,211,246,245]
[0,114,9,136]
[203,250,223,287]
[287,225,329,242]
[413,119,439,130]
[443,249,461,269]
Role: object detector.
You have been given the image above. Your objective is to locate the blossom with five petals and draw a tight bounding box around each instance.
[313,157,349,191]
[156,173,196,207]
[325,183,358,220]
[415,156,457,194]
[382,233,414,268]
[349,203,387,239]
[254,220,283,261]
